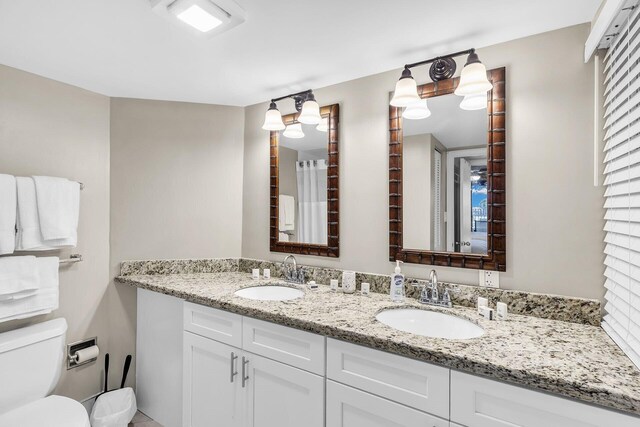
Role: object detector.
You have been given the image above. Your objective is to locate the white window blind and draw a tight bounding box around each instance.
[602,3,640,369]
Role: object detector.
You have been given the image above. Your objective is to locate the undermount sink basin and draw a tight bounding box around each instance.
[234,285,303,301]
[376,308,484,339]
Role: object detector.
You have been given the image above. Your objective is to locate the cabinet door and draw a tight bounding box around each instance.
[183,331,242,427]
[243,352,324,427]
[450,370,640,427]
[326,380,449,427]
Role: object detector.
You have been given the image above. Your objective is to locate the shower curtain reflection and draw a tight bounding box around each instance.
[296,160,327,245]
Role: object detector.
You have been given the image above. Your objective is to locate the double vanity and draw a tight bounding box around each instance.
[117,259,640,427]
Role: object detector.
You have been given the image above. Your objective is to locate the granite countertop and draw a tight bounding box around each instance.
[116,271,640,417]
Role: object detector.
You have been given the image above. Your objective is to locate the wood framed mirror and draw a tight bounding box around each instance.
[270,104,339,257]
[389,67,505,271]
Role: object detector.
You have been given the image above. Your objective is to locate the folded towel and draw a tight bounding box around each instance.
[16,177,76,250]
[279,195,295,231]
[0,174,16,255]
[0,256,39,300]
[0,257,59,322]
[279,232,290,242]
[32,176,80,243]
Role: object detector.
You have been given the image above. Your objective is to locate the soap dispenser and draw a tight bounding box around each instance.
[390,260,405,302]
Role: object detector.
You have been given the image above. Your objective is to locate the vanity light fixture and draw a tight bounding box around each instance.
[262,102,286,130]
[459,92,487,111]
[262,89,322,131]
[316,117,328,132]
[390,49,492,108]
[402,99,432,120]
[283,123,305,139]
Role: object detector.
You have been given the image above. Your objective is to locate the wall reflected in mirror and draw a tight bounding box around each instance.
[402,92,488,254]
[277,116,329,245]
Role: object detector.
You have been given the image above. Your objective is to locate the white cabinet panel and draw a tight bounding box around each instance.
[327,338,449,418]
[326,380,448,427]
[450,370,640,427]
[242,317,325,375]
[183,331,242,427]
[184,301,242,347]
[244,353,324,427]
[136,288,183,427]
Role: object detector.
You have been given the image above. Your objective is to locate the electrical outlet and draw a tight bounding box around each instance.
[479,270,500,288]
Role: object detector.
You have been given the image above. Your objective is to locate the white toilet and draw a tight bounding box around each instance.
[0,318,91,427]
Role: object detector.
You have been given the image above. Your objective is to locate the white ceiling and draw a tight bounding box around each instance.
[404,93,487,149]
[0,0,600,106]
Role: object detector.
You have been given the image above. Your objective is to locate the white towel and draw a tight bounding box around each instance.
[32,176,80,243]
[0,256,39,300]
[0,174,17,255]
[279,232,290,242]
[279,195,295,231]
[15,177,77,250]
[0,257,59,322]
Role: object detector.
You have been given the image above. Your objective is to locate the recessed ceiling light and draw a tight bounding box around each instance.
[176,5,222,32]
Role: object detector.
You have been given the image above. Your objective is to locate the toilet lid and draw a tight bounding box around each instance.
[0,395,90,427]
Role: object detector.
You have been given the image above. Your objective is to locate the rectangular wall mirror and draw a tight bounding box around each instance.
[270,104,339,257]
[389,68,505,270]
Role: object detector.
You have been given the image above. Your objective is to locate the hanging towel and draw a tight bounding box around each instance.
[32,176,80,243]
[278,232,290,242]
[279,195,295,231]
[0,256,39,301]
[0,174,17,255]
[15,177,76,250]
[0,257,59,322]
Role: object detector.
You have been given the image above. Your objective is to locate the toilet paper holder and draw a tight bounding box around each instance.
[67,337,98,369]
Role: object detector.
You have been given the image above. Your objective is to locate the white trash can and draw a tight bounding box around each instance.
[90,387,137,427]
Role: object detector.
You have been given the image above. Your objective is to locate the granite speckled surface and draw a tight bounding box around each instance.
[121,258,601,325]
[116,271,640,417]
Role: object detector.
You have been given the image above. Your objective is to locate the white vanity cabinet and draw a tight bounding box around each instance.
[182,303,325,427]
[135,291,640,427]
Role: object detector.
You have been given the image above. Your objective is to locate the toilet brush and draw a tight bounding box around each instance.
[120,355,132,388]
[103,353,110,393]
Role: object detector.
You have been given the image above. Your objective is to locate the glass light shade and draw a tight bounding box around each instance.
[460,92,487,111]
[283,123,305,139]
[262,107,285,131]
[390,77,421,107]
[402,99,431,120]
[454,62,493,96]
[316,117,328,132]
[298,100,322,124]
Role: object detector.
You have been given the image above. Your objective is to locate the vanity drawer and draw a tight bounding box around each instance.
[327,338,449,419]
[450,370,640,427]
[326,380,449,427]
[183,302,242,348]
[242,317,325,375]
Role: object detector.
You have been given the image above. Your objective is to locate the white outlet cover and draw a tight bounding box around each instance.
[479,270,500,288]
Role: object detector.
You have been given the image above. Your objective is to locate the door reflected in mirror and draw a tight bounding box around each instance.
[277,118,329,245]
[402,93,488,254]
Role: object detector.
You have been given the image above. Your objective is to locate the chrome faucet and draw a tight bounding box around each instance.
[283,255,305,284]
[412,269,453,308]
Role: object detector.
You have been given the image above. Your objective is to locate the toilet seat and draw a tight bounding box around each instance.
[0,395,90,427]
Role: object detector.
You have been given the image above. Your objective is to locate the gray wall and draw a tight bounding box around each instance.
[109,98,246,390]
[0,64,111,400]
[242,24,605,301]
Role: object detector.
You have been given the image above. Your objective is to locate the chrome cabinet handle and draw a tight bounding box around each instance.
[241,356,249,388]
[230,352,238,383]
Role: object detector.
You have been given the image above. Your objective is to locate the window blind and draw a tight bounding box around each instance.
[602,3,640,369]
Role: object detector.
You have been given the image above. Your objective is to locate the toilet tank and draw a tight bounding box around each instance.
[0,318,67,414]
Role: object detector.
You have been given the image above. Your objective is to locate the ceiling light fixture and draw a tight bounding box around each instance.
[390,48,493,113]
[151,0,246,38]
[262,89,323,132]
[402,99,431,120]
[176,5,223,32]
[283,123,305,139]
